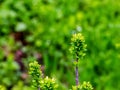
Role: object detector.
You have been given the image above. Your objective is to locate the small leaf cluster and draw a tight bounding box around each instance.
[40,76,58,90]
[29,61,42,88]
[70,33,87,58]
[71,81,93,90]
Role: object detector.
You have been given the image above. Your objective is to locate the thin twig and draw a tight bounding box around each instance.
[75,58,79,86]
[38,87,40,90]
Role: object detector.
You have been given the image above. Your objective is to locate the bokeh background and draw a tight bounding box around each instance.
[0,0,120,90]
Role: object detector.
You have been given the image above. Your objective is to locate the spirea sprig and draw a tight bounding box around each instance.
[29,61,42,88]
[40,76,58,90]
[70,33,87,58]
[70,33,87,86]
[29,61,58,90]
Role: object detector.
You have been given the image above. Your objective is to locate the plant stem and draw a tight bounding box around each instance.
[75,58,79,86]
[38,87,40,90]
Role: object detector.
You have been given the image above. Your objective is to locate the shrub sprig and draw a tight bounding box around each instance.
[29,61,58,90]
[70,33,93,89]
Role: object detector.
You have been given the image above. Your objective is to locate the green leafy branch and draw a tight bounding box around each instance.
[29,61,58,90]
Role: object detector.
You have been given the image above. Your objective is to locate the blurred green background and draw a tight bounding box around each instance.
[0,0,120,90]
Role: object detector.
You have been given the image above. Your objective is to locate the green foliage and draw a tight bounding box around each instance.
[72,81,93,90]
[0,56,20,86]
[12,81,34,90]
[29,61,42,88]
[40,76,58,90]
[0,0,120,90]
